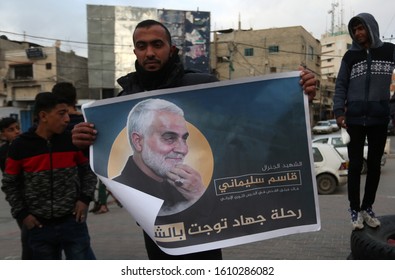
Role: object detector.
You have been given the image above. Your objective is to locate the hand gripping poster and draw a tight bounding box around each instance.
[82,72,321,255]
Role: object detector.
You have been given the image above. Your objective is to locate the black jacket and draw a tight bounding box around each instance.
[113,157,188,216]
[117,50,218,95]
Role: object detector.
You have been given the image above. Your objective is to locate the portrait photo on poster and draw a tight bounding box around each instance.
[82,72,320,255]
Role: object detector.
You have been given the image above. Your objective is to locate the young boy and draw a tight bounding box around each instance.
[1,92,97,259]
[0,117,21,172]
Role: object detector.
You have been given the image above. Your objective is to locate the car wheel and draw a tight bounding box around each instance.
[316,174,337,194]
[361,159,368,174]
[350,215,395,259]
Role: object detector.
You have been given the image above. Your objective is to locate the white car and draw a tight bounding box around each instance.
[328,119,340,132]
[312,134,386,174]
[312,121,332,134]
[312,143,348,194]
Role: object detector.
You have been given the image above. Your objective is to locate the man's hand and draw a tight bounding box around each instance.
[298,66,317,101]
[166,164,206,202]
[72,122,97,149]
[23,214,42,230]
[336,116,347,129]
[73,200,89,223]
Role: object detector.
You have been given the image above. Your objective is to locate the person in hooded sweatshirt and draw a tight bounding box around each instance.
[333,13,395,231]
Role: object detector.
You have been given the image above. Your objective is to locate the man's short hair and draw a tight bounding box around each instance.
[52,82,77,106]
[133,19,172,45]
[0,117,18,132]
[34,92,67,118]
[127,98,184,150]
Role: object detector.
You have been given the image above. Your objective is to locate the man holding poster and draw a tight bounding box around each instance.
[72,19,317,260]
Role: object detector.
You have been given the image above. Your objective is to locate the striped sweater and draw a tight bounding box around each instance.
[1,130,96,222]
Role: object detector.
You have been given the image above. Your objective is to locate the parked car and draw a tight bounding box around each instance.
[312,121,332,134]
[328,119,340,132]
[313,143,348,194]
[312,134,387,174]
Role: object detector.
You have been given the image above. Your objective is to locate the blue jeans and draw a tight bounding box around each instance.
[347,124,387,211]
[28,215,95,260]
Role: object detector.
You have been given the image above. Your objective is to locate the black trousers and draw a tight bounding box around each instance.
[347,124,387,211]
[143,231,222,260]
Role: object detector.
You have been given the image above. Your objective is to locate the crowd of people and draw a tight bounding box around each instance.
[1,13,390,260]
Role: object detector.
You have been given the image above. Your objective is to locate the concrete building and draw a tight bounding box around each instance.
[210,26,321,122]
[319,30,351,120]
[87,5,211,99]
[0,36,88,131]
[210,26,321,81]
[0,36,27,106]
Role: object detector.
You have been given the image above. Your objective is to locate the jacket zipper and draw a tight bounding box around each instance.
[47,139,54,219]
[364,49,372,126]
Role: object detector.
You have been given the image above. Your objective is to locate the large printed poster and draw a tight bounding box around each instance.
[83,72,320,255]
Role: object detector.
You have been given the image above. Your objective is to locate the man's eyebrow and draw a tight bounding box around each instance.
[136,39,164,44]
[161,131,189,139]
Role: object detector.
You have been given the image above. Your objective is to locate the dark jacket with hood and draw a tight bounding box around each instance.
[1,130,96,223]
[116,48,218,95]
[333,13,395,126]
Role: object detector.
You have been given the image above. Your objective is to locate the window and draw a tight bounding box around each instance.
[331,137,346,148]
[45,63,52,70]
[313,138,328,144]
[268,45,279,53]
[270,67,277,73]
[313,147,323,162]
[244,48,254,56]
[10,64,33,79]
[217,56,230,63]
[308,46,314,60]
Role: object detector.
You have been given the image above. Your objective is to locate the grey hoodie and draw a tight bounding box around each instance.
[333,13,395,126]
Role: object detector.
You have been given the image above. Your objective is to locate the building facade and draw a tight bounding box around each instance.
[319,30,352,120]
[0,36,88,131]
[210,26,321,122]
[211,26,321,81]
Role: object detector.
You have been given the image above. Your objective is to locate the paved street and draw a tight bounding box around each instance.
[1,136,394,260]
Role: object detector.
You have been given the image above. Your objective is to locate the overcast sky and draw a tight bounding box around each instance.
[1,0,394,57]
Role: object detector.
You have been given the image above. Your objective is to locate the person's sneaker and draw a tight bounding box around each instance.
[361,208,381,228]
[350,209,364,230]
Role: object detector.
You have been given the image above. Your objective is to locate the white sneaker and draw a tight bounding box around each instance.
[361,208,381,228]
[350,209,364,230]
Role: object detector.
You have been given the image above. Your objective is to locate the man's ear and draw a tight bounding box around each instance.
[169,45,177,57]
[131,132,143,152]
[38,111,47,123]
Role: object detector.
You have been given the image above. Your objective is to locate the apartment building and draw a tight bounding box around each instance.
[210,26,321,121]
[319,30,351,119]
[0,36,88,130]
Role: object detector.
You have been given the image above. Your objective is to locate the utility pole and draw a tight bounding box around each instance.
[328,1,339,35]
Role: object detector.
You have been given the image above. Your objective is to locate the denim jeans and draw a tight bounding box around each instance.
[347,124,387,211]
[18,220,33,260]
[28,215,95,260]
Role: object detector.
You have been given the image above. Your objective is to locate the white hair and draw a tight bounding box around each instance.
[126,98,184,150]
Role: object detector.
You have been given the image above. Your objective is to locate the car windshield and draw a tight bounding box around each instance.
[331,137,346,148]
